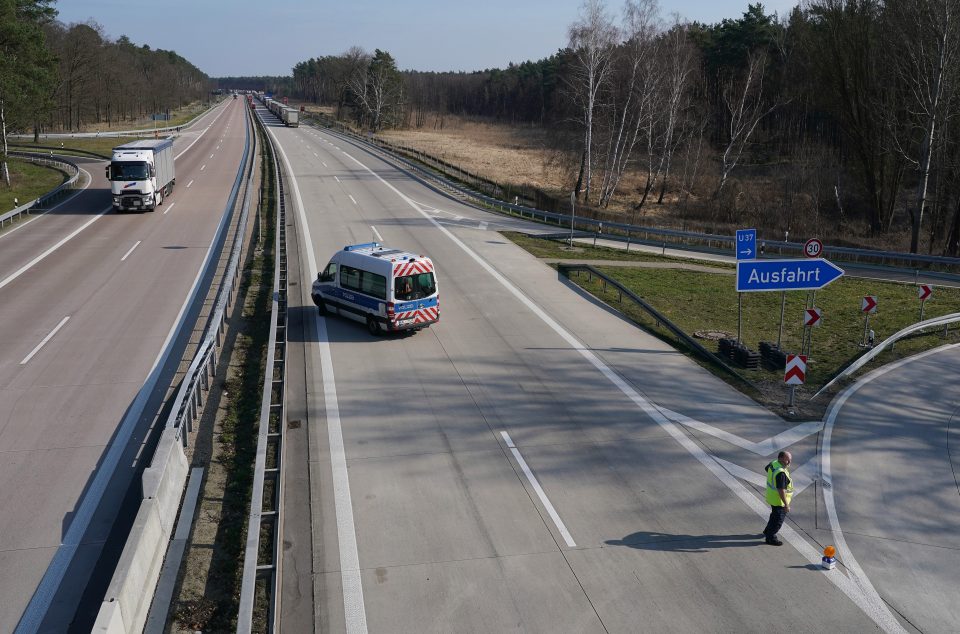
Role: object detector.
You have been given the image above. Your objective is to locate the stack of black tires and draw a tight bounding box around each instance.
[758,341,788,370]
[718,338,761,370]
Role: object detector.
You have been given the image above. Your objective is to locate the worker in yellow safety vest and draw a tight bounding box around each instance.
[762,451,793,546]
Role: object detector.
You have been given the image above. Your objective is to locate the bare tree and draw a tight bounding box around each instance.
[715,51,778,197]
[596,0,661,208]
[568,0,619,203]
[884,0,960,252]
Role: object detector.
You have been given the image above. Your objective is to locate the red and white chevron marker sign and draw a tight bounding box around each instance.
[861,295,878,314]
[804,307,822,327]
[918,284,933,302]
[784,354,807,385]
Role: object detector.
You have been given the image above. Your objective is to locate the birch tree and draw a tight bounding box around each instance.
[596,0,660,208]
[884,0,960,252]
[567,0,618,203]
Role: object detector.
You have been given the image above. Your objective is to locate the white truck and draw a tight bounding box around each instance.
[106,139,176,212]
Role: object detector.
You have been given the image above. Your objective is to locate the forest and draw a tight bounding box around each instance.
[277,0,960,255]
[1,0,210,186]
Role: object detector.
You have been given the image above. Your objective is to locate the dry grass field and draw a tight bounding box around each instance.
[379,118,568,193]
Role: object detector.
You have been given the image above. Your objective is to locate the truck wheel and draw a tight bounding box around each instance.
[366,314,380,336]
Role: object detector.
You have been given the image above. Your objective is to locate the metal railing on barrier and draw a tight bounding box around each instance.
[814,311,960,398]
[93,103,258,634]
[307,118,960,274]
[557,263,752,387]
[0,152,84,228]
[237,112,287,633]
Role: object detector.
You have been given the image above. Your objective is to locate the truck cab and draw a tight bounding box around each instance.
[106,139,175,212]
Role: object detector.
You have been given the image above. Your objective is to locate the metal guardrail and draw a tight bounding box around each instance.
[557,263,752,387]
[308,118,960,274]
[0,152,84,228]
[237,107,288,632]
[93,101,258,634]
[814,311,960,398]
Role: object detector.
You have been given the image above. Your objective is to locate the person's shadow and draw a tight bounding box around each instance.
[606,531,761,553]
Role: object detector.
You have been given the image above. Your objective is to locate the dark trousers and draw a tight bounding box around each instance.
[763,506,786,539]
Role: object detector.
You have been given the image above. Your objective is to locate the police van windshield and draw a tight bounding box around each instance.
[394,272,436,301]
[110,161,150,180]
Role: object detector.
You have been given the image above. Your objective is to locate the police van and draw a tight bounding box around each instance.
[311,242,439,335]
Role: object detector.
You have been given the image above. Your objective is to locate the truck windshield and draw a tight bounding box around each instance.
[394,272,436,301]
[110,161,149,180]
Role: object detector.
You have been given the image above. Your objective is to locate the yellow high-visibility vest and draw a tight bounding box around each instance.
[765,460,793,506]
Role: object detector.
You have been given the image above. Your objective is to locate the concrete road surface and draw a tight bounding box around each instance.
[269,119,925,632]
[0,98,248,632]
[823,345,960,633]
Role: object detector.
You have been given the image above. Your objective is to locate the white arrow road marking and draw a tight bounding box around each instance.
[659,406,823,455]
[714,456,817,496]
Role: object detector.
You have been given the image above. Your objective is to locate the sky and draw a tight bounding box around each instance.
[55,0,800,77]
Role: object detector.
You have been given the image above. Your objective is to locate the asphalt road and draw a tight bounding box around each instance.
[0,98,248,632]
[270,119,921,632]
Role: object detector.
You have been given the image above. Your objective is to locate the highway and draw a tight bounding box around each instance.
[0,97,248,632]
[268,117,936,632]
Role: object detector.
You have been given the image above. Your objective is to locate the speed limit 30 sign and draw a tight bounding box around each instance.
[804,238,823,258]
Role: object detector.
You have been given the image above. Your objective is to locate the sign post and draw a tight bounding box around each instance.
[918,284,932,321]
[861,295,878,346]
[784,354,807,407]
[735,229,756,345]
[803,307,822,357]
[569,191,576,247]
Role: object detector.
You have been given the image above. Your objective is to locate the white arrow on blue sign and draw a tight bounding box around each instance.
[737,258,844,292]
[736,228,756,260]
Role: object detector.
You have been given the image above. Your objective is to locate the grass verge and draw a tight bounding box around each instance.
[0,158,67,211]
[12,136,139,159]
[505,233,960,413]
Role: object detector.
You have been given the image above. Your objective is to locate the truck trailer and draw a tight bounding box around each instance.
[106,139,176,212]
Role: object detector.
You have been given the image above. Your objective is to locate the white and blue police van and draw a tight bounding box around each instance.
[311,242,440,335]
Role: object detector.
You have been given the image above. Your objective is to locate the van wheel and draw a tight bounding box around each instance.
[316,299,326,316]
[366,314,380,336]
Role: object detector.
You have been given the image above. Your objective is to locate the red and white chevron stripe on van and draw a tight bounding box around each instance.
[394,306,439,325]
[393,260,433,277]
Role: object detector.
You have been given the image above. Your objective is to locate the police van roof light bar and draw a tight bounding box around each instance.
[344,242,381,251]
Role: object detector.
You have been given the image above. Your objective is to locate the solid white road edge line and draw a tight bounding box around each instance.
[341,149,905,634]
[163,202,176,216]
[268,128,369,634]
[120,240,142,262]
[0,205,111,292]
[0,167,93,242]
[500,431,576,547]
[15,188,231,633]
[19,315,70,365]
[819,342,960,634]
